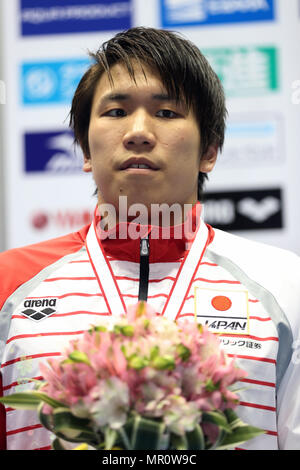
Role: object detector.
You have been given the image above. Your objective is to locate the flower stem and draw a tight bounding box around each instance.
[118,427,132,450]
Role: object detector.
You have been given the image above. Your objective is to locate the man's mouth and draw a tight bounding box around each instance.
[126,163,153,169]
[119,158,160,171]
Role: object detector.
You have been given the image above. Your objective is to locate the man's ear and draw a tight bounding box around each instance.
[199,144,218,173]
[83,154,92,173]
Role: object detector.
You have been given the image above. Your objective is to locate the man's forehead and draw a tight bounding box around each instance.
[91,60,189,112]
[107,60,160,81]
[96,61,166,92]
[92,62,178,104]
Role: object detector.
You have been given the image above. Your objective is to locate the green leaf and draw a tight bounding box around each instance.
[52,408,92,433]
[202,410,231,433]
[49,407,99,443]
[0,392,42,410]
[223,408,239,424]
[209,429,227,450]
[122,416,135,437]
[150,346,159,361]
[32,391,67,409]
[186,424,205,450]
[68,351,91,366]
[88,325,107,333]
[117,427,132,450]
[170,433,188,450]
[152,355,175,370]
[56,430,100,446]
[130,415,166,450]
[120,325,135,337]
[205,378,219,392]
[128,355,149,370]
[38,401,53,432]
[223,408,250,432]
[0,389,66,412]
[104,427,118,450]
[176,344,191,362]
[52,438,68,450]
[215,425,265,449]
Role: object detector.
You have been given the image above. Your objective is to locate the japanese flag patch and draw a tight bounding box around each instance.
[194,287,250,335]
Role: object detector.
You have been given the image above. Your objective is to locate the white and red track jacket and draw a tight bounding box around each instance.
[1,204,300,450]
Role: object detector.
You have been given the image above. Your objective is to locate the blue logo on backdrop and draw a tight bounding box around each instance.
[20,0,132,36]
[161,0,275,27]
[21,59,90,105]
[25,130,84,173]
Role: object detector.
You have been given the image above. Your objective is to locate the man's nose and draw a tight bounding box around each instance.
[123,110,156,149]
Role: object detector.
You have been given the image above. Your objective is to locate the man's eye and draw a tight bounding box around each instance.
[156,109,178,118]
[105,109,126,117]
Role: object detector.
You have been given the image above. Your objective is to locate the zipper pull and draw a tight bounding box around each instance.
[140,238,149,257]
[138,237,150,302]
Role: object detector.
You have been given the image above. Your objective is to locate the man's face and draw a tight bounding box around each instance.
[84,61,217,216]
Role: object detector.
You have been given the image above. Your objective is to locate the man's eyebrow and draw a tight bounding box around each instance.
[100,93,131,103]
[99,92,177,104]
[151,93,176,102]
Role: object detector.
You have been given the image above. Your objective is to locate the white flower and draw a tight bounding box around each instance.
[90,377,129,430]
[163,395,200,436]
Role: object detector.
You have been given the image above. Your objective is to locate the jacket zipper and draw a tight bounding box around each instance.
[138,237,150,301]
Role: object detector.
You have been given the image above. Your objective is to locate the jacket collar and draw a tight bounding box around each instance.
[93,202,214,263]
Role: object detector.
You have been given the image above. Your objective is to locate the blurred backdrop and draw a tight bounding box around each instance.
[0,0,299,254]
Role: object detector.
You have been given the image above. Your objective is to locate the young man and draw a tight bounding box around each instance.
[0,27,300,450]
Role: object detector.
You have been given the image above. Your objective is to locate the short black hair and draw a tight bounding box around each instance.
[69,27,227,200]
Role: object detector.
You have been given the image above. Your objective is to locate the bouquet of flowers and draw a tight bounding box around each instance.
[0,302,263,450]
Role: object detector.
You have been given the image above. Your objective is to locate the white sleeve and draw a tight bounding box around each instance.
[277,332,300,449]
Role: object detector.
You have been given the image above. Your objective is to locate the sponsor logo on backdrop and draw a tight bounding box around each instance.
[203,46,278,97]
[219,113,284,169]
[31,210,93,231]
[22,59,90,105]
[20,0,132,36]
[203,188,283,231]
[24,130,84,172]
[161,0,274,27]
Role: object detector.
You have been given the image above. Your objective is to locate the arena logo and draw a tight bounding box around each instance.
[24,130,84,172]
[31,210,93,230]
[21,298,58,322]
[161,0,274,27]
[20,0,132,36]
[21,59,90,105]
[202,188,283,231]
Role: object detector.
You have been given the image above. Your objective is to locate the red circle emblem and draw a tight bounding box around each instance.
[211,295,232,311]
